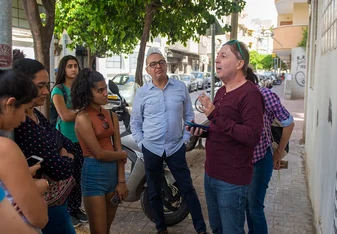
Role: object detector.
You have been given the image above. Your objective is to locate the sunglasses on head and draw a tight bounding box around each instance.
[223,40,244,60]
[97,113,109,129]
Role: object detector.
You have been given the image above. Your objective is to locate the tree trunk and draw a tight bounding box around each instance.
[21,0,55,119]
[135,1,161,86]
[86,47,96,69]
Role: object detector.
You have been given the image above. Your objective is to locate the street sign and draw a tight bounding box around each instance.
[272,53,276,58]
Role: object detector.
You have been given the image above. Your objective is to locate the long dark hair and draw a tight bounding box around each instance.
[0,69,37,113]
[55,55,80,86]
[13,58,46,79]
[71,68,105,110]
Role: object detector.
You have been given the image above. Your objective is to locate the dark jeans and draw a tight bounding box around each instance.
[204,173,248,234]
[42,202,76,234]
[142,144,206,233]
[246,147,274,234]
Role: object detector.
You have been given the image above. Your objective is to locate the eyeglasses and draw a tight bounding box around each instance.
[146,60,166,68]
[223,40,244,60]
[97,113,109,129]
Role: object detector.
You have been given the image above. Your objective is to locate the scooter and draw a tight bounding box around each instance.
[107,80,190,226]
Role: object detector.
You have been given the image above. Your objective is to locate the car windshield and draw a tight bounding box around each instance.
[112,75,135,85]
[180,75,190,81]
[191,72,203,79]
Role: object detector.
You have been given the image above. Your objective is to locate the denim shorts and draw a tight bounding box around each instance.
[81,157,118,197]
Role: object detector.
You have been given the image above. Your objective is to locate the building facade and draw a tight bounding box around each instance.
[274,0,309,99]
[304,0,337,233]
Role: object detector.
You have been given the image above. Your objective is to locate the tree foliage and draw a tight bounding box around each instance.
[298,27,308,48]
[249,51,275,71]
[55,0,246,82]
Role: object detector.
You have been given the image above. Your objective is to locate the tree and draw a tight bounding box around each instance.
[261,54,273,70]
[21,0,56,118]
[55,0,245,85]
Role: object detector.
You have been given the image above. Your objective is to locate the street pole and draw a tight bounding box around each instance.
[210,24,215,102]
[0,0,12,69]
[230,0,239,40]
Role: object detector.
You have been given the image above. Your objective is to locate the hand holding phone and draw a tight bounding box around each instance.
[110,193,120,207]
[26,155,44,167]
[185,121,210,130]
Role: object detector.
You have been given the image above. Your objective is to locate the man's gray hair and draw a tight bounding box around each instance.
[146,47,163,57]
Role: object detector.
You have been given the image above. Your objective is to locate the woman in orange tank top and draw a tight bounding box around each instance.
[71,68,128,234]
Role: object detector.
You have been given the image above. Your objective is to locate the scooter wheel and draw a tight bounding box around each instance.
[141,182,189,226]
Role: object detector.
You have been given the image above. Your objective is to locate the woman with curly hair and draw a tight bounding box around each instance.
[51,55,87,226]
[71,68,128,234]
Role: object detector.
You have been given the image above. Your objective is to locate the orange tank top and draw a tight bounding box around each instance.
[77,106,115,157]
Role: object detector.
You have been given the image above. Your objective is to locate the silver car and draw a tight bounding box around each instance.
[178,74,198,92]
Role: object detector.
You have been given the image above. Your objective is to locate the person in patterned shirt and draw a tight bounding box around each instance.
[245,71,295,234]
[13,58,77,234]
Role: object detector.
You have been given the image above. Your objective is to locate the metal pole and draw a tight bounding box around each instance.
[230,0,239,40]
[210,24,215,101]
[0,0,12,69]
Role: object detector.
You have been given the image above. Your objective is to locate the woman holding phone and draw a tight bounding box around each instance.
[71,68,128,234]
[13,58,77,234]
[0,69,48,233]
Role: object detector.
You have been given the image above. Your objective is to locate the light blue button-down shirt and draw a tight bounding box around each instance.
[130,78,194,157]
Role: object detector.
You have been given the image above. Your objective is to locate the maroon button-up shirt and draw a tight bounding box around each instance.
[205,81,265,185]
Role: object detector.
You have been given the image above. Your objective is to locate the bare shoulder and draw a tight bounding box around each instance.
[0,137,20,152]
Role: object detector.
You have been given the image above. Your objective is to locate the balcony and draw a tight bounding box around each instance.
[275,0,307,14]
[273,24,306,51]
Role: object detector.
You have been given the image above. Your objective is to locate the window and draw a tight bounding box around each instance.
[280,21,293,26]
[106,55,121,68]
[321,0,337,54]
[130,53,138,70]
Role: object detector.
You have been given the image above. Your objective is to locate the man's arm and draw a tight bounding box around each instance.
[130,90,144,146]
[183,85,195,142]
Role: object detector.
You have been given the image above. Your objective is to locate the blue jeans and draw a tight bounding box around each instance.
[42,203,76,234]
[204,173,248,234]
[142,144,206,233]
[246,147,273,234]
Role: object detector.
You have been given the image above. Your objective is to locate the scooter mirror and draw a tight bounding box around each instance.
[108,80,120,96]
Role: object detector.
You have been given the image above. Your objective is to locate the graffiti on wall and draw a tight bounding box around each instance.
[295,55,306,87]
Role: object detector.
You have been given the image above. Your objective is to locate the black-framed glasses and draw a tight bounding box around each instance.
[146,60,166,68]
[223,40,244,60]
[97,113,109,129]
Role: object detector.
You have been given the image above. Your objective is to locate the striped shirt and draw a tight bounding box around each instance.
[253,87,294,164]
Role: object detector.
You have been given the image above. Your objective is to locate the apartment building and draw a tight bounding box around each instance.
[304,0,337,233]
[274,0,309,99]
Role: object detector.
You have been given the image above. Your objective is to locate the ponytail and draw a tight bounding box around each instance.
[245,67,258,84]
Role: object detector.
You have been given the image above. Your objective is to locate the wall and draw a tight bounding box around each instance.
[278,14,293,25]
[290,47,306,99]
[305,1,337,233]
[293,3,309,25]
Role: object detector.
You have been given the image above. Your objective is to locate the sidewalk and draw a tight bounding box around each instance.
[76,84,315,234]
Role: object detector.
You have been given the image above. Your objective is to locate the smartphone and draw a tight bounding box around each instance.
[26,155,44,167]
[110,193,120,207]
[185,121,210,130]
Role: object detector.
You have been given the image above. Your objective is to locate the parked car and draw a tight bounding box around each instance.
[191,71,209,89]
[167,73,181,81]
[178,74,198,92]
[106,73,151,107]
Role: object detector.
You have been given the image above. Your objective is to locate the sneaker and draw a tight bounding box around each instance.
[73,209,88,223]
[71,215,81,228]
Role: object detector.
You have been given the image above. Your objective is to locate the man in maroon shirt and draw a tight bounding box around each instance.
[190,40,264,234]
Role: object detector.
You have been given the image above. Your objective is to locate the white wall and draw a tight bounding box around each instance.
[290,47,306,99]
[305,1,337,233]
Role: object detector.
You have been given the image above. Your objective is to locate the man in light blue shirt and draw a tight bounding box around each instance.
[130,48,207,234]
